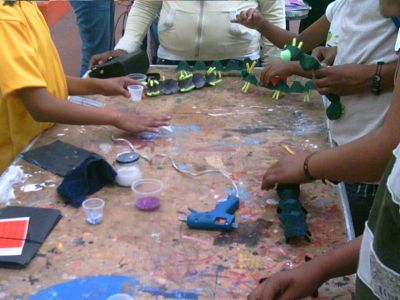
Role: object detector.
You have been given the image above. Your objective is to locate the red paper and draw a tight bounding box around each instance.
[0,217,30,256]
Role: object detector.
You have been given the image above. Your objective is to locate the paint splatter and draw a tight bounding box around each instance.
[227,127,273,135]
[243,137,261,145]
[139,286,200,299]
[213,219,273,247]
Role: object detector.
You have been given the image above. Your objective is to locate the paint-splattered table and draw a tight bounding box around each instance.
[0,68,354,299]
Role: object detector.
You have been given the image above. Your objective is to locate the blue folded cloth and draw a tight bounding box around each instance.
[57,155,116,207]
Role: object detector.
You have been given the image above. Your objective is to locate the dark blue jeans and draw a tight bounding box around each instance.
[70,0,115,76]
[345,182,378,237]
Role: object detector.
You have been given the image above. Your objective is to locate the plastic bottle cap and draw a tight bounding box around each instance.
[116,151,140,164]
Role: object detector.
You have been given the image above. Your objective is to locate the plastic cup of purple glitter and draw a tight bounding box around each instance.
[131,178,163,211]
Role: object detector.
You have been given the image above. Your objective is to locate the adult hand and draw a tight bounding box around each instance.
[313,64,372,96]
[232,8,264,30]
[97,77,145,98]
[312,46,337,66]
[248,262,324,300]
[89,49,128,68]
[114,107,171,133]
[261,152,311,190]
[260,60,297,85]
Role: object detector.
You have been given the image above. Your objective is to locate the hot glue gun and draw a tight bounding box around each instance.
[179,194,240,231]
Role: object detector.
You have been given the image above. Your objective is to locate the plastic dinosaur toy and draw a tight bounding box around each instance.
[276,184,311,243]
[280,38,343,120]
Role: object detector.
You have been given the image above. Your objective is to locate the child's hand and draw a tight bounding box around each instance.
[232,8,264,30]
[260,60,298,85]
[248,260,324,300]
[261,152,311,190]
[312,46,337,66]
[98,77,146,98]
[114,108,171,133]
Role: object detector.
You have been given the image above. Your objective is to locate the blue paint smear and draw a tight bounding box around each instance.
[140,286,199,299]
[30,275,139,300]
[30,275,201,300]
[225,182,252,204]
[171,124,202,136]
[177,164,192,171]
[243,137,261,145]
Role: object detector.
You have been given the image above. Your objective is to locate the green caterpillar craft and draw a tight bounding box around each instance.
[144,67,223,97]
[276,184,311,243]
[280,38,344,120]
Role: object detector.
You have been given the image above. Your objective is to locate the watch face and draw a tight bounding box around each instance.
[373,74,381,82]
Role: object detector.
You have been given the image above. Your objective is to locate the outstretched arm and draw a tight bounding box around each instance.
[314,61,397,96]
[17,87,171,133]
[248,236,361,300]
[66,76,143,98]
[233,8,330,52]
[261,74,400,190]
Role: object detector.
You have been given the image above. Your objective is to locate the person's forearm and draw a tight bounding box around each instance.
[289,62,313,78]
[258,7,329,53]
[18,88,118,126]
[373,61,396,93]
[309,128,395,182]
[67,76,104,96]
[259,0,286,61]
[313,236,362,282]
[114,0,161,53]
[343,62,396,95]
[258,20,296,49]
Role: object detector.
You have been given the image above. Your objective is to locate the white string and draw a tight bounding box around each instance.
[111,135,239,196]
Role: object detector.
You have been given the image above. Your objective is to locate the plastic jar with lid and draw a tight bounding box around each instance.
[114,151,142,187]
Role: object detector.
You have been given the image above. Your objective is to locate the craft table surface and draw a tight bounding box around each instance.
[0,68,353,299]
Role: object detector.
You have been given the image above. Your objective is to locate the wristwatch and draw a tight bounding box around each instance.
[371,61,384,95]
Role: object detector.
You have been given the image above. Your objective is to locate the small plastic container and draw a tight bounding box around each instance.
[106,294,133,300]
[131,178,163,211]
[128,85,144,102]
[114,151,142,187]
[82,198,105,225]
[127,73,147,82]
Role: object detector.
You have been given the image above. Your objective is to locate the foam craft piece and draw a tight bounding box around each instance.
[280,38,343,120]
[276,184,311,242]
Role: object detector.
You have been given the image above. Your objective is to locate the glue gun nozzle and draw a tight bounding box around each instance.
[178,217,187,223]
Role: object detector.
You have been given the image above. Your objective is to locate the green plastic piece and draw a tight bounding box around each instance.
[326,100,344,120]
[289,81,305,93]
[225,60,242,71]
[193,61,207,71]
[299,55,321,71]
[210,61,224,71]
[176,61,192,72]
[280,49,292,62]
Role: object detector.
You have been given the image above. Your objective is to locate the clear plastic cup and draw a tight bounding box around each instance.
[106,294,133,300]
[127,73,147,82]
[128,85,144,102]
[131,178,163,211]
[82,198,105,225]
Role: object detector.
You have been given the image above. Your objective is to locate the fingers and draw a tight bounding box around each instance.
[89,53,108,68]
